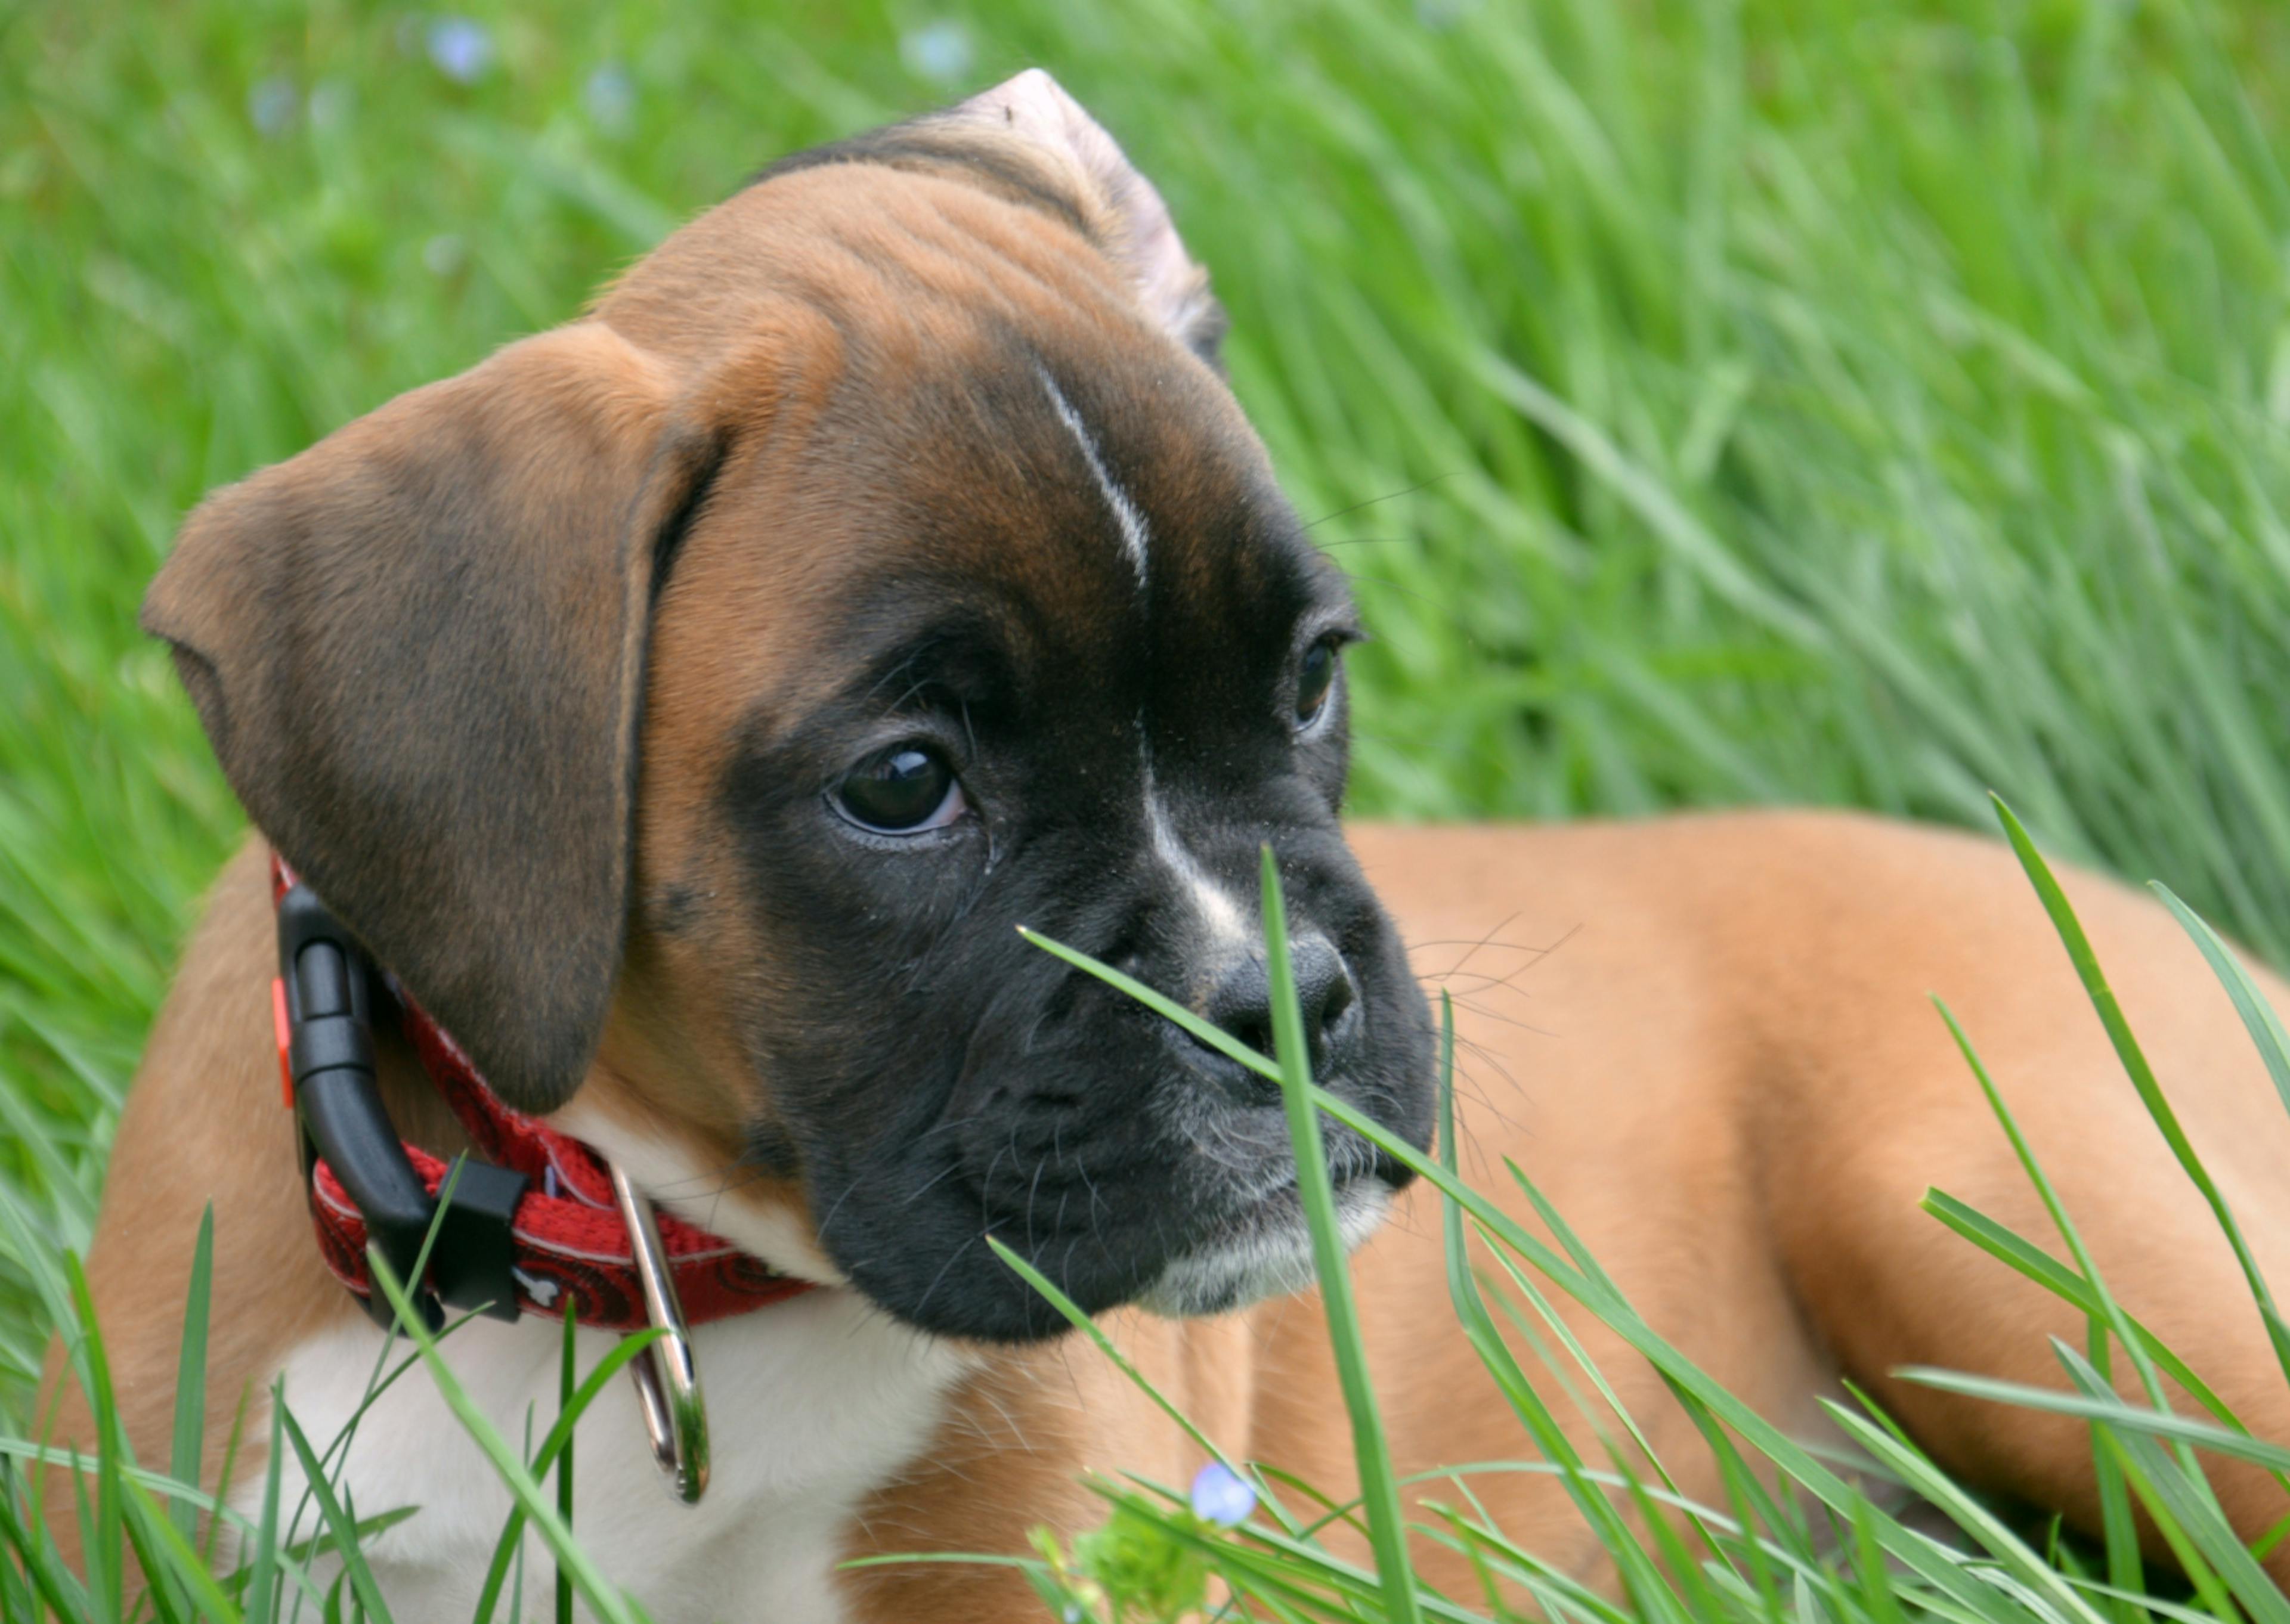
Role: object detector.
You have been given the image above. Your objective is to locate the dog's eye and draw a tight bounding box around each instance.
[1294,639,1341,730]
[835,745,967,834]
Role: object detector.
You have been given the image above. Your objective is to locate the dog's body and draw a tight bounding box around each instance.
[51,72,2290,1619]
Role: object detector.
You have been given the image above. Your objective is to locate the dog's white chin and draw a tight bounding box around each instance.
[1135,1181,1391,1318]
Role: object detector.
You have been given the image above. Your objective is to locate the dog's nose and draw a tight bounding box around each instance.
[1193,934,1357,1087]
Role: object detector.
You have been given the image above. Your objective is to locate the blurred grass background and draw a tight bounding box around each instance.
[5,0,2290,1406]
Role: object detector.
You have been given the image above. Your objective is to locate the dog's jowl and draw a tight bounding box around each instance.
[60,68,2290,1620]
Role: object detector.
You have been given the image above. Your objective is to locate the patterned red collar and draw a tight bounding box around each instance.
[270,853,814,1335]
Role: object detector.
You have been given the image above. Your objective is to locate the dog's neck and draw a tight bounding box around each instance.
[357,964,836,1290]
[250,1257,967,1622]
[262,1014,963,1622]
[546,1082,847,1288]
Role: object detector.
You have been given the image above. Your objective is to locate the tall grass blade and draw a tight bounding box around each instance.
[245,1396,282,1624]
[1433,995,1681,1613]
[1301,1078,2048,1620]
[277,1411,391,1624]
[2054,1341,2286,1623]
[1818,1400,2108,1623]
[113,1473,240,1623]
[1918,1188,2274,1459]
[0,1452,92,1622]
[1896,1363,2290,1477]
[1258,845,1422,1624]
[555,1297,574,1624]
[2153,882,2290,1124]
[469,1327,668,1624]
[166,1207,212,1551]
[1994,795,2290,1378]
[64,1257,124,1623]
[200,1384,246,1575]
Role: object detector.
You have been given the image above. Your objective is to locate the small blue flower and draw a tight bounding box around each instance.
[1189,1461,1256,1527]
[899,20,973,87]
[426,17,495,85]
[583,63,635,133]
[248,76,298,137]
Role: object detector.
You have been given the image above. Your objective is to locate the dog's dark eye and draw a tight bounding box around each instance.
[835,746,967,834]
[1295,639,1340,730]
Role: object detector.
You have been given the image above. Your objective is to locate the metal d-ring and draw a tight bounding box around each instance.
[609,1164,710,1505]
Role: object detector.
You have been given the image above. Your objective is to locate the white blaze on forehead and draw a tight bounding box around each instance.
[1037,367,1149,587]
[1143,765,1251,947]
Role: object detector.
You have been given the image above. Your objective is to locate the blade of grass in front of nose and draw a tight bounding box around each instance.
[1016,927,1283,1086]
[1258,845,1423,1624]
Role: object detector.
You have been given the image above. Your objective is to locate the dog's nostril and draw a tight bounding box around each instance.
[1227,1014,1275,1062]
[1196,935,1354,1074]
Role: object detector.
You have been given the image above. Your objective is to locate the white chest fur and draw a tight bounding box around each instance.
[243,1290,963,1623]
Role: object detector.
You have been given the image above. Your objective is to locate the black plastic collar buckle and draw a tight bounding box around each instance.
[277,882,528,1333]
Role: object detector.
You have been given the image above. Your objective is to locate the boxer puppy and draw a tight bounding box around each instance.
[51,69,2290,1620]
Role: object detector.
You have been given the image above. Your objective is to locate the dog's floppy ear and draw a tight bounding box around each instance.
[144,322,716,1114]
[942,70,1227,362]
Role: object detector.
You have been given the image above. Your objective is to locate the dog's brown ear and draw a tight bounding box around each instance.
[942,70,1226,362]
[144,322,716,1115]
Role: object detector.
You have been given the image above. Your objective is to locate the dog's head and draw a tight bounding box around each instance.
[144,72,1436,1341]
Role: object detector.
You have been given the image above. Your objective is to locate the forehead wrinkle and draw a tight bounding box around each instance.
[840,188,1127,320]
[787,215,1036,346]
[778,159,1169,352]
[784,173,1162,370]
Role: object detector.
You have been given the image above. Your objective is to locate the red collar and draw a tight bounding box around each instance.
[269,854,813,1334]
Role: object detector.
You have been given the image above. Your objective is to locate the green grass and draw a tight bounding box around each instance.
[10,0,2290,1616]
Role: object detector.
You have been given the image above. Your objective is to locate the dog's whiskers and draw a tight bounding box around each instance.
[1441,993,1559,1040]
[893,1228,975,1328]
[1299,472,1459,532]
[1418,912,1522,984]
[896,1159,963,1210]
